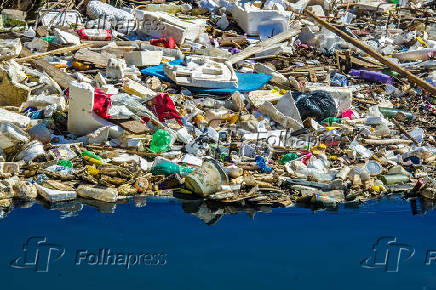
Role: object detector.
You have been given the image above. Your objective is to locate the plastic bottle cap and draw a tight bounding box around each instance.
[365,160,383,176]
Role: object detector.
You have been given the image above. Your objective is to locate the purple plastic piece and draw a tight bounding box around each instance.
[349,69,394,84]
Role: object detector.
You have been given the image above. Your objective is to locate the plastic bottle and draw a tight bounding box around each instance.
[82,150,103,165]
[311,193,337,207]
[321,117,344,126]
[149,129,172,153]
[349,69,394,84]
[379,174,410,185]
[392,48,436,61]
[151,161,193,177]
[378,107,415,120]
[82,150,102,161]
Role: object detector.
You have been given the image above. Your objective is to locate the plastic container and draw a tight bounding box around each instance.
[76,28,112,41]
[185,160,228,196]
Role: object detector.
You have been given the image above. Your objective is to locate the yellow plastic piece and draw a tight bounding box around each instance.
[311,144,327,155]
[371,185,386,192]
[83,156,103,165]
[86,166,100,176]
[416,37,428,48]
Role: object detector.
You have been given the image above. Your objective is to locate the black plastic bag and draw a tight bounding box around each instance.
[293,90,338,122]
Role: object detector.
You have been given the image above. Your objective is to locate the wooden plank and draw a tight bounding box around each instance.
[16,43,93,63]
[229,25,301,64]
[74,48,116,68]
[20,47,75,89]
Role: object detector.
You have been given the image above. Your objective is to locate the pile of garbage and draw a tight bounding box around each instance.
[0,0,435,217]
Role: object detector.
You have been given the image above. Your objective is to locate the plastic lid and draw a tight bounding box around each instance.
[365,160,383,176]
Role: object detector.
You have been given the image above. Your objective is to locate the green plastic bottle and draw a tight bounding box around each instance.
[279,152,299,165]
[149,129,172,153]
[151,161,193,177]
[378,107,415,120]
[322,117,344,126]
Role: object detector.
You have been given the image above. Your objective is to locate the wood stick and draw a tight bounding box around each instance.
[303,9,436,95]
[391,118,419,146]
[229,25,301,64]
[362,139,413,145]
[16,43,93,63]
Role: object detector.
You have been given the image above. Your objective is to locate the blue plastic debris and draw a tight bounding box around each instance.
[255,156,273,174]
[141,60,272,95]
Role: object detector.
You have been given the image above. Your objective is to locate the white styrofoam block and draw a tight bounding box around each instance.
[232,3,290,37]
[67,81,117,136]
[163,56,238,89]
[124,51,163,67]
[133,10,206,44]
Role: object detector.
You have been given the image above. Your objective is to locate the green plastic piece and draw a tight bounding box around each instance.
[82,150,103,161]
[150,129,172,153]
[279,152,299,165]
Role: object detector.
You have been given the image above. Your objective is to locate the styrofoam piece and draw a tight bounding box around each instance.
[106,58,126,80]
[132,9,206,44]
[232,3,290,37]
[24,94,66,111]
[67,81,120,136]
[124,51,163,67]
[0,38,22,61]
[53,28,80,45]
[258,101,303,131]
[0,108,30,128]
[87,1,134,22]
[123,79,156,99]
[0,121,29,150]
[248,90,282,107]
[37,185,76,203]
[163,56,238,89]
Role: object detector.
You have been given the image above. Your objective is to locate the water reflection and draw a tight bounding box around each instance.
[410,197,436,215]
[2,195,436,225]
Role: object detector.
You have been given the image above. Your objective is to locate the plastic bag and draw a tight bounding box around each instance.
[149,129,172,153]
[293,90,338,122]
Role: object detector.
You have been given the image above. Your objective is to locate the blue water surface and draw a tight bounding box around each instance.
[1,196,436,290]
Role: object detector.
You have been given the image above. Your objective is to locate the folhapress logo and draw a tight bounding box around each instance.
[361,236,415,272]
[10,237,65,272]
